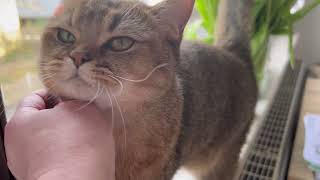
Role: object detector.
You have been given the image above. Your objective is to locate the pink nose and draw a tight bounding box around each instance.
[70,51,92,67]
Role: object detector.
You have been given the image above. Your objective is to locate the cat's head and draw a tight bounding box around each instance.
[39,0,194,105]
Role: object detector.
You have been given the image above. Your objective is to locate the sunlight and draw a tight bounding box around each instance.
[0,0,20,57]
[0,0,20,37]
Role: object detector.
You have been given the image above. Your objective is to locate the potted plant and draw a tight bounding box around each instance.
[184,0,320,81]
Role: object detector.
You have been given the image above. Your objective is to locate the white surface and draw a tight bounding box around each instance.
[172,168,196,180]
[304,114,320,168]
[0,0,20,34]
[295,0,320,62]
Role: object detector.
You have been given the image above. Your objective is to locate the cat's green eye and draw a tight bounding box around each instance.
[57,29,76,44]
[109,37,135,52]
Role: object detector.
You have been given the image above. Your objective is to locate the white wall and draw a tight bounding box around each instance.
[295,0,320,62]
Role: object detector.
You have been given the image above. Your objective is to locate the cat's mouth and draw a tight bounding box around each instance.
[67,73,85,82]
[64,70,119,89]
[65,73,92,86]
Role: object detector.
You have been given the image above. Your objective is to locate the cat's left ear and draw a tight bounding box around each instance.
[151,0,195,40]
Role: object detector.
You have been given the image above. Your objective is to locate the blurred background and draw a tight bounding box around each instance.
[0,0,320,125]
[0,0,319,121]
[0,0,320,122]
[0,0,61,117]
[1,1,320,180]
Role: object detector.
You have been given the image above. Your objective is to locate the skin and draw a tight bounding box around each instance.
[39,0,257,179]
[5,90,115,180]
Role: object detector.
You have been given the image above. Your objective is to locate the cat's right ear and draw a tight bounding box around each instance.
[151,0,195,41]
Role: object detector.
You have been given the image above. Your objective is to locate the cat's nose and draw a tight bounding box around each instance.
[70,51,92,67]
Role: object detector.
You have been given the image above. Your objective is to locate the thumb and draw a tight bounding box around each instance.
[17,90,48,113]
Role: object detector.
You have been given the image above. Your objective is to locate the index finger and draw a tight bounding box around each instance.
[17,89,49,112]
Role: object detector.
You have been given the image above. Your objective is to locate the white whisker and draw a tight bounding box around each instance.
[106,89,114,129]
[114,63,168,83]
[107,75,124,94]
[75,82,102,112]
[41,74,57,80]
[112,93,127,152]
[94,73,124,95]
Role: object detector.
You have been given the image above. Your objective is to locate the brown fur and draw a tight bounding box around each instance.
[39,0,257,180]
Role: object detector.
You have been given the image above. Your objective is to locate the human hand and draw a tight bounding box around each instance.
[4,90,115,180]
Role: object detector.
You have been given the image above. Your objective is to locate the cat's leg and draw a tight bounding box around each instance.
[182,128,247,180]
[130,154,179,180]
[183,146,239,180]
[201,143,241,180]
[203,127,249,180]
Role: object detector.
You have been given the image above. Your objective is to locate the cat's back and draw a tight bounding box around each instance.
[178,40,255,90]
[176,40,257,160]
[178,40,257,110]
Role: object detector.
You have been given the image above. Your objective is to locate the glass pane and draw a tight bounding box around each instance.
[0,0,56,119]
[0,20,45,118]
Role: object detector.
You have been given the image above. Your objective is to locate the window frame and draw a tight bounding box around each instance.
[0,90,15,180]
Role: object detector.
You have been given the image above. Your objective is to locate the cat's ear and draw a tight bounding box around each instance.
[63,0,85,9]
[151,0,195,40]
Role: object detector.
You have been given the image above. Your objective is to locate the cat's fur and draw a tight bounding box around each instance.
[39,0,257,179]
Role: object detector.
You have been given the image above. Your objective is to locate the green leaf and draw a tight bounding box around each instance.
[288,22,295,68]
[184,20,203,40]
[291,0,320,22]
[185,0,320,81]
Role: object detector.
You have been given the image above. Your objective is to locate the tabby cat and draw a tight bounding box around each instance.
[39,0,257,179]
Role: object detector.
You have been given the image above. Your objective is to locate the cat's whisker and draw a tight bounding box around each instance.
[41,75,56,80]
[43,84,59,94]
[40,70,61,76]
[40,66,61,71]
[94,74,124,95]
[40,64,62,69]
[41,72,56,76]
[39,62,63,68]
[114,63,169,83]
[39,61,63,65]
[41,78,56,85]
[106,88,115,129]
[74,82,102,112]
[41,73,57,80]
[112,93,127,152]
[107,76,124,94]
[41,76,55,81]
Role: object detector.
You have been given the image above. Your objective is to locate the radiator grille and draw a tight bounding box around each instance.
[239,62,304,180]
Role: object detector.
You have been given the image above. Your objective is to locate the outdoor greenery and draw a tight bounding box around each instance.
[0,20,45,83]
[184,0,320,81]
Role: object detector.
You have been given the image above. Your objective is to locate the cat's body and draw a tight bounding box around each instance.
[39,0,257,180]
[177,42,257,179]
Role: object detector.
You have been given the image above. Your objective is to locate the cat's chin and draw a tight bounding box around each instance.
[53,87,113,111]
[56,93,112,111]
[94,98,113,110]
[51,79,100,102]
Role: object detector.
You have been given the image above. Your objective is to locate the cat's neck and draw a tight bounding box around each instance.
[94,76,182,129]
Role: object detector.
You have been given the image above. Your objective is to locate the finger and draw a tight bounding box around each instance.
[17,90,49,112]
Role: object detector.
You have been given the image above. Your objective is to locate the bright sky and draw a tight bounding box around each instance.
[0,0,20,35]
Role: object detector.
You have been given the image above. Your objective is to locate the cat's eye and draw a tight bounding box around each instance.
[108,37,135,52]
[57,29,76,44]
